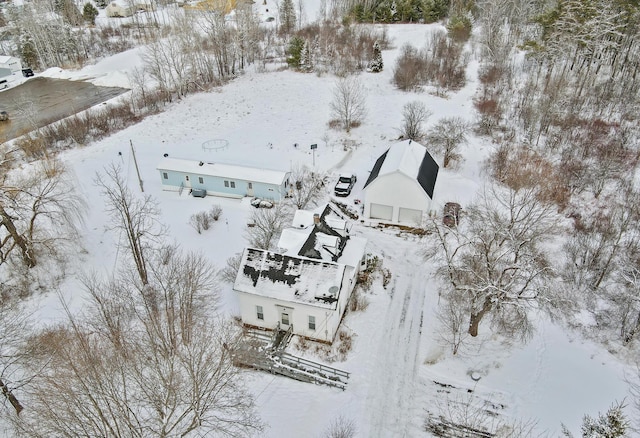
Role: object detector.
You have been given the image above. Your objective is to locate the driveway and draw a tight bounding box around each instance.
[0,77,129,144]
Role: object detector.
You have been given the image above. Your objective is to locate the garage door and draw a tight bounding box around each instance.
[370,203,393,221]
[398,207,423,224]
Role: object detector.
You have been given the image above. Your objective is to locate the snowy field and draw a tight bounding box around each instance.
[11,5,635,437]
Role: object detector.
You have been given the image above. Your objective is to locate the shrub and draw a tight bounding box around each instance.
[209,205,222,221]
[393,44,424,91]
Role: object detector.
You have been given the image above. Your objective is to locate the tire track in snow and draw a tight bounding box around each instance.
[364,254,427,437]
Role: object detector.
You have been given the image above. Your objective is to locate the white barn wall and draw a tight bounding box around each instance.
[364,171,431,223]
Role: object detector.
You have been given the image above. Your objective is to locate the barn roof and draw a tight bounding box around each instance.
[233,248,350,309]
[157,157,289,186]
[363,140,439,199]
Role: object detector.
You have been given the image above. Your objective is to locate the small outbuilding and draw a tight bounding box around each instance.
[0,56,21,78]
[157,156,290,201]
[363,139,439,225]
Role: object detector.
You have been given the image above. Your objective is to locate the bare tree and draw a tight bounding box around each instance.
[0,298,33,416]
[324,416,356,438]
[246,202,293,250]
[330,76,367,132]
[95,164,165,285]
[400,101,431,141]
[14,248,263,437]
[288,165,326,209]
[427,116,470,168]
[0,157,85,271]
[427,186,558,338]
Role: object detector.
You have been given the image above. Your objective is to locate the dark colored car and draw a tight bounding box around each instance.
[22,68,34,77]
[443,202,462,228]
[191,188,207,198]
[0,111,8,122]
[334,174,357,197]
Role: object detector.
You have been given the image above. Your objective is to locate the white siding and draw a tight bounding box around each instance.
[364,171,430,223]
[370,203,393,220]
[398,207,423,225]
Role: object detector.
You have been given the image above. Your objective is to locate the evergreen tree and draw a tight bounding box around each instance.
[562,402,629,438]
[286,36,304,68]
[369,40,383,72]
[300,39,313,72]
[279,0,296,33]
[82,3,99,25]
[19,33,38,69]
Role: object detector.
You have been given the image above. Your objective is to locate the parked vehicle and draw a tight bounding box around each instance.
[0,80,7,90]
[0,111,8,122]
[22,68,34,77]
[250,198,274,209]
[443,202,462,228]
[334,174,357,197]
[191,188,207,198]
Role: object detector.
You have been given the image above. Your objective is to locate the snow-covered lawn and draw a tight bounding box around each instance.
[19,18,635,438]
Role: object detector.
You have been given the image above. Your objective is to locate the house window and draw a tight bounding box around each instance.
[308,315,316,330]
[281,312,290,326]
[248,182,253,189]
[224,181,229,187]
[230,181,236,188]
[185,175,190,182]
[162,172,168,180]
[256,305,264,321]
[198,177,204,184]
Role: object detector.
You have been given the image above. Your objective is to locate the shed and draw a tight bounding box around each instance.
[363,139,439,225]
[0,56,21,76]
[157,156,290,201]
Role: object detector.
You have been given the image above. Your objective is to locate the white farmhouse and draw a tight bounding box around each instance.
[363,139,439,225]
[106,0,134,17]
[234,204,367,343]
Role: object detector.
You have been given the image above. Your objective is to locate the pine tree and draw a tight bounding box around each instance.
[286,36,304,68]
[581,402,628,437]
[300,40,313,72]
[83,3,99,25]
[369,41,384,72]
[279,0,296,34]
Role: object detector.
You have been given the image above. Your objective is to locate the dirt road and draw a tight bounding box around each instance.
[0,77,128,144]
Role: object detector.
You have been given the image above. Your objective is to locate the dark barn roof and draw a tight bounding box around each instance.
[417,149,439,199]
[363,140,438,199]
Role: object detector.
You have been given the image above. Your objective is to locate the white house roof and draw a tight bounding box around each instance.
[234,248,350,310]
[0,56,17,64]
[364,140,439,199]
[157,157,289,185]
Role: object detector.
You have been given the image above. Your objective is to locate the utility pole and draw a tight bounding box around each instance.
[130,140,144,192]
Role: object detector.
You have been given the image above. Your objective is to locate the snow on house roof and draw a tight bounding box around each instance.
[157,156,289,185]
[234,248,350,309]
[0,56,17,64]
[278,203,365,268]
[364,140,439,199]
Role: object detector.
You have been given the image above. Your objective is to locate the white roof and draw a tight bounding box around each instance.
[378,139,427,179]
[234,248,349,310]
[157,157,288,185]
[0,56,18,64]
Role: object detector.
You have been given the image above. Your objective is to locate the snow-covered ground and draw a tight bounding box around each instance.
[10,10,636,438]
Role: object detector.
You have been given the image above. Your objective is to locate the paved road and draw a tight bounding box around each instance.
[0,77,128,144]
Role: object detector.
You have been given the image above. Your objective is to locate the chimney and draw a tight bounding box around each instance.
[313,213,320,226]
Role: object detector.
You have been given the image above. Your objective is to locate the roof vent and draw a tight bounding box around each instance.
[163,153,169,157]
[198,161,204,166]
